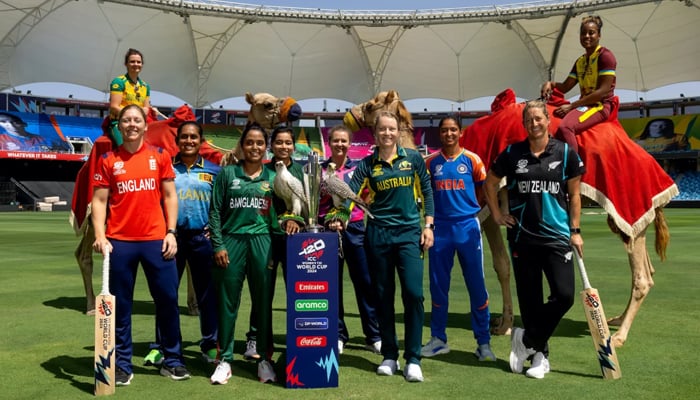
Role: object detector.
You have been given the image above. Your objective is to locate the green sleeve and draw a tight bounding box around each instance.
[414,152,434,217]
[109,76,125,93]
[208,167,228,252]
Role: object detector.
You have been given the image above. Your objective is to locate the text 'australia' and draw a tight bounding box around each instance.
[376,176,412,191]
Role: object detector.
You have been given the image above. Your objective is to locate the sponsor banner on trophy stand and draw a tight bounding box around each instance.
[286,232,339,389]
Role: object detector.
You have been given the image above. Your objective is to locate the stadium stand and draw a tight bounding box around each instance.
[10,178,73,211]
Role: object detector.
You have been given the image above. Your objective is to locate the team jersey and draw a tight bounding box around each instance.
[173,155,221,231]
[264,159,304,234]
[425,148,486,221]
[349,146,434,228]
[490,138,585,247]
[93,144,175,241]
[208,164,278,252]
[319,158,366,224]
[110,74,151,109]
[568,45,616,103]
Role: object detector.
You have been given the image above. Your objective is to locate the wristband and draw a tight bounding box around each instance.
[166,229,177,236]
[570,227,581,234]
[424,223,435,230]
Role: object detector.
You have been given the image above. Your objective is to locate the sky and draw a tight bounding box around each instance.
[6,0,700,112]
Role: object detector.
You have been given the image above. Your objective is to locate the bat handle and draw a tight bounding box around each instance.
[573,247,593,290]
[101,247,110,295]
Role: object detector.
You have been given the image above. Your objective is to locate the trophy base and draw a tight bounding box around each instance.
[305,224,324,233]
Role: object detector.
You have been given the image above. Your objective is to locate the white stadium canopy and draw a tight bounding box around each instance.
[1,0,699,107]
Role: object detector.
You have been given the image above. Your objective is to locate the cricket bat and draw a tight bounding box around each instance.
[94,247,115,395]
[574,249,622,379]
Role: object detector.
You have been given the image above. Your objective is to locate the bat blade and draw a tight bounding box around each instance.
[94,250,115,395]
[579,277,622,379]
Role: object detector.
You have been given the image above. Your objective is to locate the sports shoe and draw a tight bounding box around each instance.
[376,359,400,376]
[202,348,218,364]
[257,360,277,383]
[366,340,381,354]
[421,336,450,357]
[210,360,232,385]
[244,339,260,360]
[143,349,164,366]
[510,327,535,373]
[160,365,191,381]
[115,368,133,386]
[403,363,424,382]
[338,340,345,354]
[475,343,497,362]
[525,352,550,379]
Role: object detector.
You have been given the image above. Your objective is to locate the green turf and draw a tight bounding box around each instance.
[0,209,698,399]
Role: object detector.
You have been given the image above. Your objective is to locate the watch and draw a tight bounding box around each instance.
[166,228,178,236]
[570,227,581,234]
[424,223,435,230]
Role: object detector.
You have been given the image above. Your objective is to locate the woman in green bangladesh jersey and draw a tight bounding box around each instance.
[208,123,279,385]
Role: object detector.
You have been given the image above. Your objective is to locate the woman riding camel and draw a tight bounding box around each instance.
[540,15,616,153]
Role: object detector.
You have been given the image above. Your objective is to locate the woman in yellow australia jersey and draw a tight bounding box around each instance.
[108,48,152,146]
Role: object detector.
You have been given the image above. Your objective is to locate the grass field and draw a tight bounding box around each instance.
[0,209,698,399]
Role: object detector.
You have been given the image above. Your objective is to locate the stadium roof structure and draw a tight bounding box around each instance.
[1,0,699,107]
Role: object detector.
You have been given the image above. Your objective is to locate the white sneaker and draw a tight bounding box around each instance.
[257,360,277,383]
[338,340,344,354]
[403,363,424,382]
[421,336,450,357]
[366,340,381,354]
[475,343,497,362]
[376,359,400,376]
[525,352,550,379]
[244,339,260,360]
[210,361,231,385]
[509,327,535,373]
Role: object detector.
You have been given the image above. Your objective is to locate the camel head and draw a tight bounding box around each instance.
[345,90,416,149]
[245,92,302,129]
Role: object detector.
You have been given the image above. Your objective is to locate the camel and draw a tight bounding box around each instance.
[344,90,417,149]
[70,94,301,314]
[459,89,678,347]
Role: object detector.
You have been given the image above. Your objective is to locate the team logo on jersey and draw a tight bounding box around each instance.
[548,161,562,171]
[260,181,271,192]
[229,179,241,190]
[371,164,384,177]
[113,161,126,176]
[149,157,157,171]
[398,160,412,171]
[515,159,529,174]
[457,164,468,174]
[433,164,444,177]
[198,173,213,183]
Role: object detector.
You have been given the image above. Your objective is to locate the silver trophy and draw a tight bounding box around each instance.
[304,151,323,233]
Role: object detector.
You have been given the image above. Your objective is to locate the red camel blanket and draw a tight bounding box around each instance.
[460,88,678,238]
[70,105,224,234]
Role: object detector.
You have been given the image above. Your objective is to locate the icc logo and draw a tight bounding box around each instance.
[299,238,325,261]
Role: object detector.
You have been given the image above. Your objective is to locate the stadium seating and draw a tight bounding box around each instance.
[672,171,700,200]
